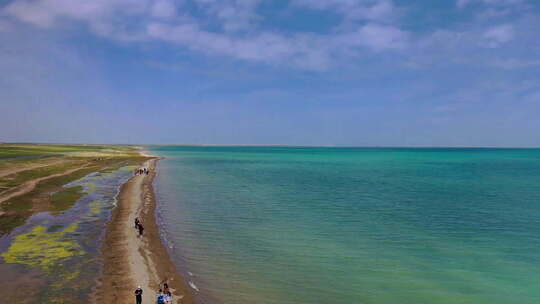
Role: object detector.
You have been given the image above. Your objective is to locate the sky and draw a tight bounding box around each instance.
[1,0,539,146]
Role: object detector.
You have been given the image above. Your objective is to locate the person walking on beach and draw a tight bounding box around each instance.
[135,286,143,304]
[163,283,169,294]
[138,223,144,236]
[156,289,165,304]
[164,291,172,304]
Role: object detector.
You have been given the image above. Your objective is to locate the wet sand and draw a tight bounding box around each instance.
[95,158,193,304]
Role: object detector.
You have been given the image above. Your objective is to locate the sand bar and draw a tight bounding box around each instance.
[94,157,193,304]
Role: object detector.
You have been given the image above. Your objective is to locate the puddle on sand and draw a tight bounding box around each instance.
[0,166,136,304]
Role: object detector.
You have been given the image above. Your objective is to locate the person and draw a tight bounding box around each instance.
[163,283,169,294]
[156,289,165,304]
[135,286,143,304]
[135,217,140,229]
[138,223,144,236]
[165,291,172,304]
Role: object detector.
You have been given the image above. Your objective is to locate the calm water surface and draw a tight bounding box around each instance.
[150,147,540,304]
[0,166,134,303]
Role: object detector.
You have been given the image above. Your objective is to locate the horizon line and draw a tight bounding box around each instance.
[2,142,540,149]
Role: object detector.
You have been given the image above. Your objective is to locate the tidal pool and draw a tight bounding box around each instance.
[0,166,135,304]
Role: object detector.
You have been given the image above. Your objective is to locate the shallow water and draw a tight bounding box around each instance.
[0,166,134,303]
[150,147,540,304]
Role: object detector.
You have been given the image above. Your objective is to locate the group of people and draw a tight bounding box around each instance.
[134,283,174,304]
[156,283,174,304]
[132,164,175,304]
[134,167,150,175]
[135,217,144,236]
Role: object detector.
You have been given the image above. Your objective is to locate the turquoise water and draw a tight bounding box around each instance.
[149,147,540,304]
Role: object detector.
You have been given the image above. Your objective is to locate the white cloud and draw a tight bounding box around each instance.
[489,58,540,69]
[483,24,514,47]
[144,19,409,69]
[457,0,473,8]
[146,22,332,68]
[151,0,177,19]
[197,0,261,32]
[293,0,397,23]
[1,0,412,69]
[458,0,520,7]
[1,0,538,71]
[477,7,513,18]
[350,23,408,50]
[3,0,154,42]
[4,0,148,27]
[482,0,525,5]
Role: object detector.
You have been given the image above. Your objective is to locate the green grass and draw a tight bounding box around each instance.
[0,144,137,160]
[0,213,29,236]
[0,159,86,192]
[0,151,148,235]
[0,149,58,160]
[0,145,76,159]
[0,144,147,231]
[1,167,103,229]
[51,186,85,213]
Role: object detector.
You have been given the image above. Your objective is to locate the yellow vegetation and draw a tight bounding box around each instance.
[1,223,83,271]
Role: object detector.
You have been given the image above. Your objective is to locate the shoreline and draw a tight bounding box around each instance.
[95,156,194,304]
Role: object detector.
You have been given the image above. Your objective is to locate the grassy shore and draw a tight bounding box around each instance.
[0,144,192,304]
[0,144,149,235]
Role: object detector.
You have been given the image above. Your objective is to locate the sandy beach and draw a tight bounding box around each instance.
[94,157,193,304]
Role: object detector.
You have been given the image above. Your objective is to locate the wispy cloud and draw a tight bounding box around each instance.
[343,23,408,50]
[0,0,538,71]
[1,0,409,69]
[194,0,262,32]
[489,58,540,69]
[457,0,526,8]
[293,0,398,23]
[2,1,539,145]
[483,24,514,47]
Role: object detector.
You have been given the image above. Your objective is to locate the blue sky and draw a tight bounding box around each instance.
[1,0,539,146]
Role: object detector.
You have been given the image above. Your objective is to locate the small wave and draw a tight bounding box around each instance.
[188,281,199,292]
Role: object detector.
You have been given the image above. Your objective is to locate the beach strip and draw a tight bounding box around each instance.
[95,157,193,304]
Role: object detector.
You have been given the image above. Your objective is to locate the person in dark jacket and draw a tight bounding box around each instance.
[156,289,165,304]
[135,286,143,304]
[138,223,144,236]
